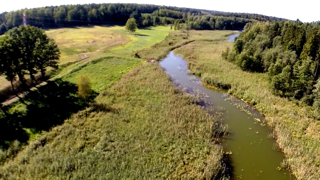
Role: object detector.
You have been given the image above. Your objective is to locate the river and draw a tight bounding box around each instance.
[159,34,294,179]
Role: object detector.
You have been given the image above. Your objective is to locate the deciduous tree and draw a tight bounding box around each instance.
[125,18,137,34]
[77,75,92,103]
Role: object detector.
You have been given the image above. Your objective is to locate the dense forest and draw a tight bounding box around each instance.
[223,20,320,112]
[0,3,286,34]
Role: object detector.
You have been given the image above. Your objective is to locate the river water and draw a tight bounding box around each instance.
[159,43,294,179]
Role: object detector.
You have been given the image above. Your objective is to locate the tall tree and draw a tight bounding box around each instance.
[125,18,137,33]
[33,29,61,80]
[0,23,6,34]
[0,36,17,91]
[3,26,60,87]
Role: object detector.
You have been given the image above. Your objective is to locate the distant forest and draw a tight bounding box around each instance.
[0,3,287,34]
[223,20,320,111]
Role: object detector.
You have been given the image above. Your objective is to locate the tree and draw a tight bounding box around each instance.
[125,18,137,34]
[313,78,320,114]
[77,75,92,103]
[0,36,18,91]
[32,28,60,80]
[0,23,6,34]
[130,10,142,26]
[2,26,60,88]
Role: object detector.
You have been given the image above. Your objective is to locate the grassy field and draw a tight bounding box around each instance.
[46,26,171,64]
[46,26,130,64]
[0,63,227,179]
[62,56,141,92]
[0,26,229,179]
[174,31,320,180]
[0,26,171,91]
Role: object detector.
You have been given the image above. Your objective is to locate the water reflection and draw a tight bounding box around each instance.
[159,51,293,180]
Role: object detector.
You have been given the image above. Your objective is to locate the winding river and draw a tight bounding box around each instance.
[159,34,294,179]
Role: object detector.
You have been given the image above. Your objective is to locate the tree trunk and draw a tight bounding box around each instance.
[10,79,27,105]
[29,70,35,86]
[10,80,15,92]
[314,60,320,80]
[41,68,46,81]
[17,72,28,91]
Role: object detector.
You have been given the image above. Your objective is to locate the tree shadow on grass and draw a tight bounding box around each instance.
[135,33,149,37]
[0,78,98,149]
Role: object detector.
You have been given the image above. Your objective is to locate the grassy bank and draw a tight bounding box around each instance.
[174,31,320,179]
[0,63,227,179]
[137,30,234,61]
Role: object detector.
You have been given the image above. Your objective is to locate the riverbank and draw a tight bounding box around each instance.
[173,32,319,179]
[159,51,292,179]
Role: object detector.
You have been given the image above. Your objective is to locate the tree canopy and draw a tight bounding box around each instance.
[125,18,137,33]
[0,25,60,91]
[223,20,320,109]
[77,75,92,103]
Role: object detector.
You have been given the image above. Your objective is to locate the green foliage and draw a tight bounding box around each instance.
[313,78,320,113]
[125,18,137,33]
[0,23,6,35]
[0,36,17,87]
[0,3,287,35]
[227,21,320,105]
[77,75,92,102]
[0,26,60,88]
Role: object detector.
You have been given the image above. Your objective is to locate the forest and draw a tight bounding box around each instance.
[223,20,320,112]
[0,3,286,34]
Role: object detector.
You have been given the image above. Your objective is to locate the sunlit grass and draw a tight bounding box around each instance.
[46,26,130,64]
[0,63,226,179]
[109,26,171,56]
[0,27,231,179]
[62,56,142,92]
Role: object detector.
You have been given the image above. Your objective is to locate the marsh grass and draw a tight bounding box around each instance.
[0,26,230,179]
[174,31,320,180]
[0,64,228,179]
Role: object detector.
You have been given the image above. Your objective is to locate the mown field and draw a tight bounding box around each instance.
[174,32,320,180]
[0,26,229,179]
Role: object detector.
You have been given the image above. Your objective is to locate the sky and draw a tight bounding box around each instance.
[0,0,319,22]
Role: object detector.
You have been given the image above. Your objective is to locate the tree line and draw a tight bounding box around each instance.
[0,26,60,94]
[0,3,286,34]
[222,20,320,112]
[209,12,287,22]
